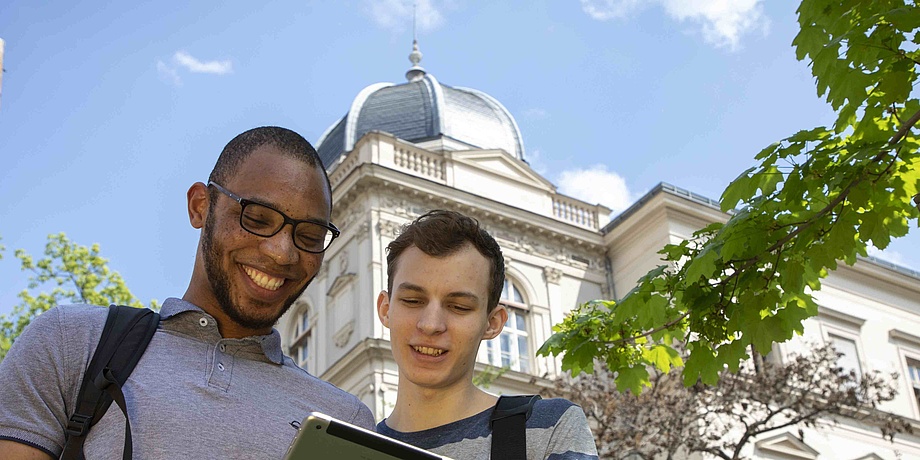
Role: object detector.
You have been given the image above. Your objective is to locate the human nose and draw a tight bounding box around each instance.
[260,223,300,265]
[416,304,446,335]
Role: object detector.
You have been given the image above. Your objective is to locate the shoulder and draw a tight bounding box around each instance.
[530,398,598,459]
[528,397,583,428]
[14,304,108,350]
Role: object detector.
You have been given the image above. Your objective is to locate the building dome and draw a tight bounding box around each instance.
[316,41,525,168]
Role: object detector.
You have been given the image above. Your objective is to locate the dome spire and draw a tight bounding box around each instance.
[405,3,426,82]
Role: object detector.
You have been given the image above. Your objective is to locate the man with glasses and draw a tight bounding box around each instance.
[0,126,375,459]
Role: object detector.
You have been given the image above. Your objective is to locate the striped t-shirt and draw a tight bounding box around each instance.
[376,398,598,459]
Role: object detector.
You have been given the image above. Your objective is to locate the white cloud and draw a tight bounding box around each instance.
[662,0,768,50]
[365,0,445,33]
[173,51,233,75]
[580,0,769,51]
[580,0,644,20]
[156,60,181,86]
[556,165,633,219]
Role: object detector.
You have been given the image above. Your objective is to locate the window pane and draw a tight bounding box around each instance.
[301,312,310,335]
[517,336,530,373]
[487,340,498,366]
[512,284,523,304]
[830,335,861,376]
[501,334,514,369]
[515,313,526,331]
[908,359,920,387]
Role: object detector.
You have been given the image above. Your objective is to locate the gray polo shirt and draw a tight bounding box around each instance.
[0,298,375,459]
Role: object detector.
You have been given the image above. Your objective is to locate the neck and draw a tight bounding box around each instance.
[182,281,271,339]
[386,378,497,432]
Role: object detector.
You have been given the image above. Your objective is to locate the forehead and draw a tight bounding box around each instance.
[393,245,491,296]
[224,145,331,220]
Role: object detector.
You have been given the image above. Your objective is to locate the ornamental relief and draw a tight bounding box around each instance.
[543,267,563,284]
[377,219,402,239]
[379,196,430,220]
[332,202,367,235]
[357,221,371,239]
[333,320,355,348]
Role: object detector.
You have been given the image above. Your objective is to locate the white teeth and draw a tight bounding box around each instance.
[243,266,285,291]
[413,346,445,357]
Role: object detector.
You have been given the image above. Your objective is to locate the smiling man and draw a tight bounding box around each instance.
[376,210,598,459]
[0,127,375,459]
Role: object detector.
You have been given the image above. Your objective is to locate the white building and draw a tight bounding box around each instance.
[278,44,920,459]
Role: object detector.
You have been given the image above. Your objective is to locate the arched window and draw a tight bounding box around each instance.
[292,307,312,371]
[485,278,531,373]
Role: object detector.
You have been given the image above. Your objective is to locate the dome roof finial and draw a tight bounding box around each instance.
[406,39,425,82]
[405,3,426,82]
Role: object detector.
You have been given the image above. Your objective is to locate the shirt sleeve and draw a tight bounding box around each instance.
[543,404,599,460]
[0,306,97,457]
[350,399,378,431]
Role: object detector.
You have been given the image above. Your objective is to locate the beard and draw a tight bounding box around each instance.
[201,214,312,333]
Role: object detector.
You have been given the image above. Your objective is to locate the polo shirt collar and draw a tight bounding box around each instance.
[159,297,285,364]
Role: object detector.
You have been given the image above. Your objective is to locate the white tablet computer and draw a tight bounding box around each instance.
[283,412,452,460]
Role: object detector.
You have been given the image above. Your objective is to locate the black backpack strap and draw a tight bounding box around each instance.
[489,394,541,460]
[61,305,159,460]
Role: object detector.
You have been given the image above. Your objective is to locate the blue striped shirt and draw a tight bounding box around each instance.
[376,398,598,459]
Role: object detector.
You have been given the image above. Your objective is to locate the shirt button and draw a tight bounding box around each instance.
[219,344,226,352]
[218,363,225,371]
[199,318,209,327]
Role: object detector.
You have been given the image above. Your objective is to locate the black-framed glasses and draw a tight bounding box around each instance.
[208,181,340,253]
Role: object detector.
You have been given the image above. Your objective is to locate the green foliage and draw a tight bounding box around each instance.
[0,233,158,360]
[539,0,920,392]
[473,364,510,389]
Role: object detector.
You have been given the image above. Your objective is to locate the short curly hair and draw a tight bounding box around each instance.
[385,210,505,312]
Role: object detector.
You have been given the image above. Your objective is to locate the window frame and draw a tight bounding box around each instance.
[820,322,866,380]
[291,306,314,372]
[483,278,532,373]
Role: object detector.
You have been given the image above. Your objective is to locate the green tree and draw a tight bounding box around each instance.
[0,233,158,361]
[539,0,920,392]
[545,345,911,459]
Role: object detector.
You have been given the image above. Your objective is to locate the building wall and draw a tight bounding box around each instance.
[277,131,920,459]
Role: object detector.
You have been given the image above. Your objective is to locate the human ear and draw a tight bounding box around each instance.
[483,304,507,340]
[187,182,209,229]
[376,290,391,328]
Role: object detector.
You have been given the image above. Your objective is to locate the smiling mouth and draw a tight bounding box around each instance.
[413,346,446,357]
[243,266,285,291]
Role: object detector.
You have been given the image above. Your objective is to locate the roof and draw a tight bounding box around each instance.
[316,43,524,167]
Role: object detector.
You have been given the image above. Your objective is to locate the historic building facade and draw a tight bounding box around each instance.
[278,44,920,459]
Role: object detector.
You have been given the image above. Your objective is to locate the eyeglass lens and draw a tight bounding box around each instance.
[240,203,333,252]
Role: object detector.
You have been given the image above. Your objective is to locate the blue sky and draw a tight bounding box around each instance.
[1,0,917,317]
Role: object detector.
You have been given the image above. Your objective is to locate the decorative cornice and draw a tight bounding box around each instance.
[890,328,920,348]
[817,305,866,329]
[332,165,606,256]
[326,273,357,298]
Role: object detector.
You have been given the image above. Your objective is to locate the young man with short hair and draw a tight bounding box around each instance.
[0,127,375,459]
[376,210,598,459]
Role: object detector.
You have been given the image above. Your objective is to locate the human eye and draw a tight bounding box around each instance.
[398,297,424,307]
[295,225,327,245]
[450,304,474,313]
[242,205,277,231]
